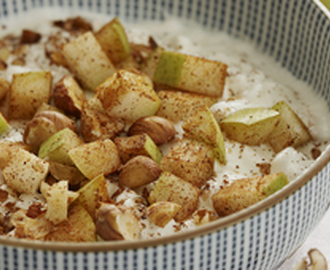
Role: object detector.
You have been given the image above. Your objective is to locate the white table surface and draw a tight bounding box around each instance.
[278,208,330,269]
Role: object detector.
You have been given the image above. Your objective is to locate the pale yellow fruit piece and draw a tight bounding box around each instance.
[161,139,214,188]
[182,105,226,164]
[95,17,130,64]
[41,181,68,225]
[156,90,217,123]
[45,204,96,242]
[268,100,312,153]
[148,171,200,221]
[96,69,161,122]
[0,111,10,136]
[2,148,49,194]
[220,107,280,145]
[153,51,227,97]
[114,133,163,165]
[0,76,10,101]
[38,127,84,166]
[73,174,111,219]
[48,161,85,186]
[62,31,116,91]
[9,71,52,120]
[212,172,289,217]
[69,139,121,179]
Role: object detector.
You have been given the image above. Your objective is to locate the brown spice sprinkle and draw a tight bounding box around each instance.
[53,16,93,34]
[26,203,46,219]
[311,148,321,160]
[0,190,8,203]
[20,29,42,44]
[256,162,271,175]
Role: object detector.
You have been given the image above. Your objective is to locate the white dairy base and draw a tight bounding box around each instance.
[0,8,330,239]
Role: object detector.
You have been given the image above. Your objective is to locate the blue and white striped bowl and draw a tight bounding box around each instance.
[1,1,330,269]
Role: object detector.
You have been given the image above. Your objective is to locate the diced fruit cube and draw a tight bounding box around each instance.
[95,17,131,64]
[41,181,69,225]
[182,105,226,164]
[53,75,86,117]
[153,51,227,97]
[0,76,10,101]
[2,148,49,194]
[212,172,289,217]
[80,97,125,142]
[24,110,77,153]
[62,31,116,91]
[220,107,280,146]
[9,71,52,119]
[161,139,214,187]
[0,141,31,170]
[38,127,84,166]
[156,90,217,122]
[48,161,85,186]
[267,100,312,152]
[0,112,10,136]
[96,70,161,122]
[73,174,111,219]
[114,133,163,165]
[45,204,96,242]
[148,171,200,221]
[68,139,121,179]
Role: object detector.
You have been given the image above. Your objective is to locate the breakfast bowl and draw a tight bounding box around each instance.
[1,0,330,269]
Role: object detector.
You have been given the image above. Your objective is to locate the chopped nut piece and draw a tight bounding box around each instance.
[147,201,181,228]
[311,148,321,160]
[20,29,42,44]
[128,116,175,145]
[53,75,85,117]
[256,163,271,175]
[95,203,141,241]
[119,156,162,189]
[114,133,163,165]
[53,16,93,34]
[192,209,218,226]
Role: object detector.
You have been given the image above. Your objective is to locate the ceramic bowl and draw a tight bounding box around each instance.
[1,0,330,269]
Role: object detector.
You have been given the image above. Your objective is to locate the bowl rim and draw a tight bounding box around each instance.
[1,0,330,253]
[0,148,329,252]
